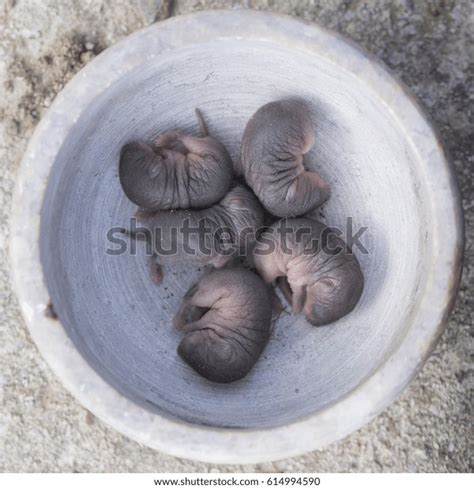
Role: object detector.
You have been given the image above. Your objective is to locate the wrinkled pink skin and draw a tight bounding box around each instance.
[119,110,233,211]
[128,185,264,283]
[240,100,330,217]
[253,218,364,326]
[175,268,273,383]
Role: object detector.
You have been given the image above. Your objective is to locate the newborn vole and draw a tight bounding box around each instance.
[253,217,364,326]
[175,268,273,383]
[129,185,264,281]
[119,109,233,211]
[241,100,330,217]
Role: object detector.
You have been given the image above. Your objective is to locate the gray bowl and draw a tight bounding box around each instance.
[10,10,463,463]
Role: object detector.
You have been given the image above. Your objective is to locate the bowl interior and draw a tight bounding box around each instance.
[40,39,430,428]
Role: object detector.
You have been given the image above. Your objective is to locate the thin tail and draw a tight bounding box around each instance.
[194,108,208,137]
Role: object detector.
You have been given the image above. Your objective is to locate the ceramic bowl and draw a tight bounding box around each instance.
[10,10,463,463]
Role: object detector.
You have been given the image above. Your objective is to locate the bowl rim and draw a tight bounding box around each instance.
[9,9,464,464]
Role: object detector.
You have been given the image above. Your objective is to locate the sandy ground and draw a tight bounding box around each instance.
[0,0,472,473]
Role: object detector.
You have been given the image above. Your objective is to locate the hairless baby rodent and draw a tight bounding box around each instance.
[174,268,273,383]
[119,109,233,211]
[127,185,264,283]
[253,217,364,326]
[117,98,366,386]
[240,100,330,217]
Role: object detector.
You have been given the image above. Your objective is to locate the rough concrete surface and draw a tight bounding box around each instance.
[0,0,472,473]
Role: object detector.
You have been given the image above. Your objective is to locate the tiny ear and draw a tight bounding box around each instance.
[147,161,161,179]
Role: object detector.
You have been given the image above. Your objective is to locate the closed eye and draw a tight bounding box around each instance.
[318,278,337,290]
